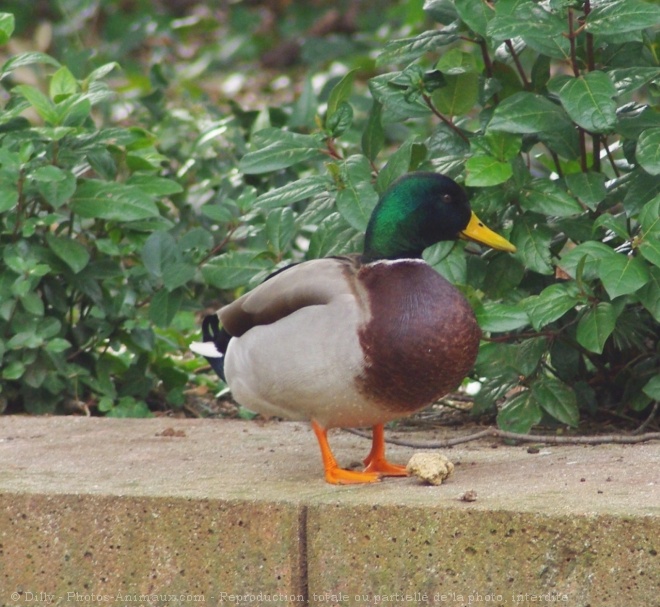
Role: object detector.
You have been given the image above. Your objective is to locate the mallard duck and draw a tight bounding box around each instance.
[191,172,515,484]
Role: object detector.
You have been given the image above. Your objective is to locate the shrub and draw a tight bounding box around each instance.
[198,0,660,432]
[1,1,658,431]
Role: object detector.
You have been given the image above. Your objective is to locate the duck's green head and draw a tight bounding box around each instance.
[362,172,516,262]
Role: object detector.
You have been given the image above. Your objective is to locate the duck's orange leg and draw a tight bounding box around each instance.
[363,424,408,476]
[311,421,381,484]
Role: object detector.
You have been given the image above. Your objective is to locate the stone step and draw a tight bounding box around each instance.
[0,417,658,607]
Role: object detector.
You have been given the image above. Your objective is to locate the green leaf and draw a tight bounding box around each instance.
[548,72,617,133]
[141,232,177,278]
[586,0,660,35]
[2,360,25,381]
[429,245,467,284]
[326,69,358,124]
[162,262,196,291]
[522,283,581,330]
[201,251,272,290]
[642,374,660,400]
[636,128,660,176]
[375,140,414,193]
[432,72,479,117]
[488,0,565,41]
[576,303,618,354]
[376,26,460,66]
[325,101,353,137]
[556,241,614,280]
[0,12,15,45]
[511,215,553,275]
[607,68,660,95]
[45,338,72,353]
[454,0,491,36]
[254,175,328,210]
[1,52,60,78]
[497,390,542,434]
[598,250,650,299]
[0,180,18,212]
[149,289,183,328]
[564,172,607,210]
[476,301,529,332]
[638,266,660,321]
[15,85,59,124]
[71,180,161,222]
[521,179,583,217]
[361,101,384,162]
[265,207,296,254]
[488,92,571,134]
[532,378,579,427]
[336,174,379,232]
[436,48,477,75]
[46,234,90,274]
[127,175,184,196]
[465,155,512,187]
[239,129,325,174]
[49,66,78,101]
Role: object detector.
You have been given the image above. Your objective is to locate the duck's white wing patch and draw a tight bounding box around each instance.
[189,341,224,358]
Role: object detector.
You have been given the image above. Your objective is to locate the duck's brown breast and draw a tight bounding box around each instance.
[356,259,480,413]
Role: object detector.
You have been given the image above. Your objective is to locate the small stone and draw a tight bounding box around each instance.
[406,453,454,486]
[460,490,478,502]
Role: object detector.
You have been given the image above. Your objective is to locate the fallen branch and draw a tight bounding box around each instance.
[344,427,660,448]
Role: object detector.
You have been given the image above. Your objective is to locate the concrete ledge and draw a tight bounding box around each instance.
[1,417,658,606]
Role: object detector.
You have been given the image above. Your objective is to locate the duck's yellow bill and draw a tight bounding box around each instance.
[460,211,516,253]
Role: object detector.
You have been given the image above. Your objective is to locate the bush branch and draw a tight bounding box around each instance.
[345,427,660,448]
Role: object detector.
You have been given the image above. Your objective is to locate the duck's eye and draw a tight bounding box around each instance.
[441,194,452,203]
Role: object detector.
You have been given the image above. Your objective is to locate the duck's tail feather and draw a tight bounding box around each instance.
[189,314,231,382]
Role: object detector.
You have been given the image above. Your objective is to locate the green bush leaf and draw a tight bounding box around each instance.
[476,301,529,332]
[488,0,565,41]
[326,69,357,124]
[511,216,553,275]
[532,377,579,427]
[375,140,414,193]
[465,155,512,186]
[497,391,542,434]
[149,289,183,328]
[376,26,460,66]
[586,0,660,35]
[50,66,78,101]
[454,0,491,37]
[488,92,571,134]
[201,251,272,290]
[46,234,90,274]
[15,85,59,124]
[239,129,324,174]
[636,128,660,176]
[522,283,581,330]
[598,250,650,299]
[71,180,161,222]
[361,101,384,162]
[254,175,328,210]
[564,172,607,209]
[0,12,15,45]
[548,72,617,133]
[266,207,296,255]
[432,72,479,117]
[576,302,618,354]
[162,262,196,291]
[520,179,583,217]
[642,374,660,400]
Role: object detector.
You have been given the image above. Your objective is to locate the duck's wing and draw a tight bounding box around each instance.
[219,255,361,337]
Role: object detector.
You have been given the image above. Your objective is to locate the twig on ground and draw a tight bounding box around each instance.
[344,427,660,448]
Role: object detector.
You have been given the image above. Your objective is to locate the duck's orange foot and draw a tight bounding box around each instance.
[363,457,408,477]
[325,465,382,485]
